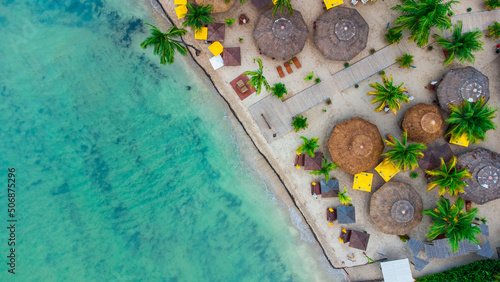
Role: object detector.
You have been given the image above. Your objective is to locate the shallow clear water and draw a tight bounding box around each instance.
[0,0,343,280]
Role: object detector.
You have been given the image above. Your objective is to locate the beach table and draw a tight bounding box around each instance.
[174,0,187,4]
[353,172,373,192]
[174,5,187,19]
[449,133,469,147]
[375,161,400,182]
[194,27,208,40]
[208,41,223,57]
[324,0,343,9]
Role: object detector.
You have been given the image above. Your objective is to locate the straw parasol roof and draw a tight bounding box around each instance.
[253,9,309,61]
[457,148,500,205]
[223,47,241,66]
[328,117,384,175]
[437,66,490,111]
[349,230,370,251]
[418,143,454,171]
[207,23,225,42]
[195,0,236,13]
[402,103,444,144]
[369,182,423,235]
[314,7,369,61]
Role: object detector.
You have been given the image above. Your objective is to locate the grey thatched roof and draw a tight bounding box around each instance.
[408,238,425,256]
[320,179,339,197]
[437,67,490,111]
[253,9,308,61]
[314,7,369,61]
[338,206,356,224]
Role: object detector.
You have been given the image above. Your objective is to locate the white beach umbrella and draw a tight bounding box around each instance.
[209,55,224,70]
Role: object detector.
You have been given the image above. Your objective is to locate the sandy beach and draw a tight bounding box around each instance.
[151,0,500,280]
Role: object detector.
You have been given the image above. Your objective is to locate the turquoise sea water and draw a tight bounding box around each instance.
[0,0,343,280]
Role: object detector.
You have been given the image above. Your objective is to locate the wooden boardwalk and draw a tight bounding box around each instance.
[249,10,500,143]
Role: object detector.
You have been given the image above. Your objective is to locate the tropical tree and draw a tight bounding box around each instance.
[383,130,426,171]
[310,156,339,181]
[423,197,480,252]
[446,98,498,144]
[292,115,308,132]
[392,0,458,47]
[367,75,409,115]
[434,21,484,66]
[338,186,352,206]
[485,0,500,10]
[182,3,214,32]
[272,0,293,16]
[425,156,472,196]
[396,53,414,68]
[271,83,287,99]
[243,58,270,94]
[296,136,319,158]
[225,0,247,4]
[141,24,200,65]
[486,21,500,39]
[385,26,403,44]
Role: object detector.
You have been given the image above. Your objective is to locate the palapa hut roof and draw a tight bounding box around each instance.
[195,0,235,13]
[457,148,500,205]
[418,143,454,171]
[207,23,225,42]
[437,66,490,111]
[222,47,241,66]
[369,182,423,235]
[253,9,308,61]
[314,7,369,61]
[349,230,370,251]
[402,103,444,145]
[328,117,384,175]
[304,152,323,171]
[320,179,339,198]
[251,0,272,9]
[337,206,356,224]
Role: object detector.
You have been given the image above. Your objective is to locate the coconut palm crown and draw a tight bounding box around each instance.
[296,136,319,158]
[487,21,500,39]
[243,58,270,94]
[310,156,339,182]
[182,3,214,32]
[423,197,480,252]
[271,83,288,99]
[425,156,472,196]
[292,115,308,132]
[383,130,426,171]
[140,24,188,65]
[385,26,403,44]
[272,0,293,16]
[368,74,409,115]
[446,98,498,144]
[338,186,352,206]
[396,53,414,68]
[392,0,458,47]
[485,0,500,10]
[433,21,484,66]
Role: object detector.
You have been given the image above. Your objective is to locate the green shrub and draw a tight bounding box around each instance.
[380,70,385,75]
[411,172,418,178]
[315,78,321,83]
[344,62,349,68]
[416,260,500,282]
[225,18,236,26]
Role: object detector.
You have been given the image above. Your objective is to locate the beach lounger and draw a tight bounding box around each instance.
[284,62,293,74]
[277,66,285,78]
[292,57,302,69]
[351,0,358,5]
[361,0,368,4]
[311,182,321,195]
[326,207,337,221]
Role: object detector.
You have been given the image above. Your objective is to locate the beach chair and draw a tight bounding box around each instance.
[236,80,248,93]
[326,207,337,221]
[284,62,293,74]
[351,0,358,5]
[361,0,368,4]
[292,57,302,69]
[277,66,285,78]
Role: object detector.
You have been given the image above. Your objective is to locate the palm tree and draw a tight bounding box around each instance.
[392,0,458,47]
[271,83,288,99]
[425,156,472,196]
[368,75,409,115]
[383,130,426,171]
[296,136,319,158]
[272,0,293,16]
[243,58,270,95]
[140,24,200,65]
[385,26,403,44]
[338,186,352,206]
[292,115,308,132]
[446,98,498,144]
[433,21,484,66]
[485,0,500,10]
[310,156,339,181]
[423,197,480,252]
[486,21,500,39]
[396,53,414,68]
[182,3,214,32]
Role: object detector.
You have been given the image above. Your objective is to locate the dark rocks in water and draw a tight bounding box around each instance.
[186,86,191,91]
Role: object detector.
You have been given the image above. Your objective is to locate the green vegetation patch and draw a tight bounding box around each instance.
[416,259,500,282]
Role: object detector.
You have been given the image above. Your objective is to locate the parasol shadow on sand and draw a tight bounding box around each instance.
[402,103,444,145]
[195,0,236,13]
[369,182,423,235]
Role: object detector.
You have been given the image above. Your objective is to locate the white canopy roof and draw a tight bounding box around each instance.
[381,258,413,282]
[209,55,224,70]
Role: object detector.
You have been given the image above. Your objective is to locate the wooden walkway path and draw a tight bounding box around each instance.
[249,10,500,143]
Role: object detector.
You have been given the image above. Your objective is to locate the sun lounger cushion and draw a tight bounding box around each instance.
[277,66,285,78]
[292,57,302,69]
[284,62,293,74]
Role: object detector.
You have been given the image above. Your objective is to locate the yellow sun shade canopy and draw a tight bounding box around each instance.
[209,41,224,56]
[174,0,187,4]
[324,0,343,9]
[175,5,187,19]
[449,133,469,147]
[353,172,373,192]
[195,27,208,40]
[375,161,400,182]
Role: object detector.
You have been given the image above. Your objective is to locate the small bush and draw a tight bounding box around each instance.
[326,98,332,105]
[238,37,244,41]
[291,115,308,132]
[399,235,410,242]
[304,71,314,81]
[370,49,375,54]
[411,172,418,178]
[354,84,359,88]
[315,78,321,83]
[428,45,433,51]
[416,260,500,282]
[379,70,385,75]
[344,62,349,68]
[225,18,236,26]
[323,109,327,112]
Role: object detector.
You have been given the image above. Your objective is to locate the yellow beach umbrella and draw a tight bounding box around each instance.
[174,0,187,4]
[175,5,187,19]
[324,0,343,9]
[195,27,208,40]
[353,172,373,192]
[375,161,400,182]
[209,41,223,56]
[449,133,469,147]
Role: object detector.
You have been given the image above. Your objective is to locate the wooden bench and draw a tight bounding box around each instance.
[284,62,293,74]
[276,66,285,78]
[292,57,302,69]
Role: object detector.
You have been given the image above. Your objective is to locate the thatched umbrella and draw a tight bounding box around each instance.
[195,0,236,13]
[314,7,369,61]
[222,47,241,66]
[207,23,225,42]
[369,182,423,235]
[253,9,309,61]
[418,143,454,171]
[402,103,444,144]
[457,148,500,205]
[437,67,490,111]
[328,117,384,175]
